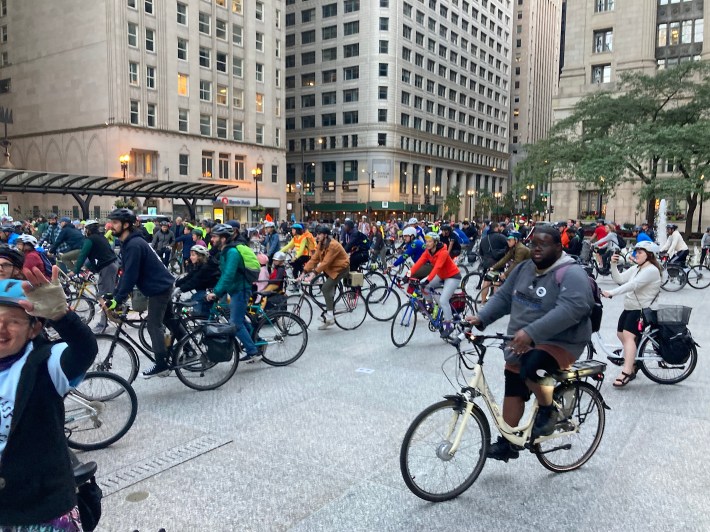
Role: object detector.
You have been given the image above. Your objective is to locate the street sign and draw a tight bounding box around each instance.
[304,192,315,196]
[382,201,389,208]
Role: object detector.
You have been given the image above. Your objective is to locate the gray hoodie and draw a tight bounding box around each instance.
[477,254,594,358]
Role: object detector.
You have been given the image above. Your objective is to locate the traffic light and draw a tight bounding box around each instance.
[371,179,375,189]
[550,206,555,213]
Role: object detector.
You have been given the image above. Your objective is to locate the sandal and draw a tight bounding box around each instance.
[613,371,636,388]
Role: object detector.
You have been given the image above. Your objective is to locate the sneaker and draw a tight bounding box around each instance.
[91,324,107,335]
[318,319,335,330]
[142,363,170,379]
[531,405,558,440]
[487,436,519,462]
[239,352,263,363]
[439,321,454,338]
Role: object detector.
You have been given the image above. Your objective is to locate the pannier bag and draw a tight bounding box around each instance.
[263,293,287,312]
[203,323,237,363]
[450,292,467,313]
[655,324,695,365]
[130,289,149,313]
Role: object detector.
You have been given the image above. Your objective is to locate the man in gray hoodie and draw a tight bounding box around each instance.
[468,226,594,462]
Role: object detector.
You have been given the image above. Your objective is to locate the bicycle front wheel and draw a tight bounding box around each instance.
[661,265,687,291]
[534,382,605,473]
[686,264,710,289]
[333,289,368,330]
[637,333,697,384]
[93,335,139,384]
[255,311,308,366]
[461,272,483,295]
[68,295,96,325]
[286,294,313,328]
[65,371,138,451]
[365,286,401,321]
[390,303,418,347]
[400,399,490,502]
[173,330,239,391]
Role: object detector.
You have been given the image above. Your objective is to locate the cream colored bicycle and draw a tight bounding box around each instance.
[400,330,608,502]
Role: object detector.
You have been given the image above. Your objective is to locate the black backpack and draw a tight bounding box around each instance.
[555,264,603,332]
[616,233,627,249]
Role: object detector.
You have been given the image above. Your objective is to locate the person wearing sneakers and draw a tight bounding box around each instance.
[263,221,280,266]
[409,232,462,337]
[466,226,594,462]
[303,225,350,330]
[174,245,220,318]
[206,224,261,363]
[391,227,428,279]
[280,223,311,278]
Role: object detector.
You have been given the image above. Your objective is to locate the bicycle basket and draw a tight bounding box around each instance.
[349,272,364,287]
[130,289,148,313]
[203,323,237,363]
[450,292,467,313]
[655,305,692,326]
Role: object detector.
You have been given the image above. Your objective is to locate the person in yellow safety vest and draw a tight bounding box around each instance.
[280,223,314,278]
[143,219,156,236]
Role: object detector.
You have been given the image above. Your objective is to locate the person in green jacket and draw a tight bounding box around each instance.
[206,224,260,362]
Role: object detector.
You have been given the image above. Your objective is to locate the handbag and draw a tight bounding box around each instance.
[76,476,103,532]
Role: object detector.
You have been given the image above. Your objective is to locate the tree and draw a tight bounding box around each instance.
[518,62,710,233]
[443,186,462,219]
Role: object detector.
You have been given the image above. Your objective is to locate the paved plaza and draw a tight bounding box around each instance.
[86,275,709,532]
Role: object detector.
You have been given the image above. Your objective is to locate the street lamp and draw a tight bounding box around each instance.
[525,184,534,220]
[251,167,262,223]
[467,189,476,220]
[296,181,303,222]
[361,168,376,215]
[432,185,441,218]
[494,191,502,221]
[119,154,130,178]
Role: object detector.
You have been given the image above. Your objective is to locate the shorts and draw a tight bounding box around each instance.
[504,349,560,396]
[617,309,642,335]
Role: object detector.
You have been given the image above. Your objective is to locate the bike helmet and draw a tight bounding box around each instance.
[424,231,440,241]
[17,234,38,247]
[257,253,269,266]
[634,241,660,255]
[58,217,71,224]
[159,220,170,227]
[0,245,24,270]
[191,228,205,238]
[402,227,417,238]
[596,218,605,224]
[343,220,355,229]
[84,219,99,227]
[108,208,137,224]
[0,225,13,233]
[0,279,28,308]
[47,213,58,220]
[407,217,418,225]
[291,223,303,230]
[264,221,275,228]
[273,251,288,262]
[211,223,235,237]
[315,225,331,235]
[226,220,240,229]
[190,244,209,257]
[507,231,521,240]
[633,225,643,232]
[666,223,677,230]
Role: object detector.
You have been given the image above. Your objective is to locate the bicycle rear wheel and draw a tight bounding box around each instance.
[362,271,387,295]
[173,330,239,391]
[93,335,139,384]
[68,295,96,325]
[65,371,138,451]
[460,272,483,295]
[400,399,490,502]
[390,303,418,347]
[661,265,687,291]
[333,289,368,330]
[365,286,401,321]
[637,334,697,384]
[686,264,710,289]
[534,382,605,472]
[255,311,308,366]
[286,294,313,328]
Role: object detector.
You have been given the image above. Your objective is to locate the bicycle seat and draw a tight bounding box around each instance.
[256,291,278,297]
[551,360,607,382]
[73,461,97,485]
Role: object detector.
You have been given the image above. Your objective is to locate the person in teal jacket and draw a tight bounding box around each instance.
[206,224,259,362]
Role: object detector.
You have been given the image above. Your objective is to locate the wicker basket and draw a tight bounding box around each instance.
[348,272,364,287]
[655,305,692,326]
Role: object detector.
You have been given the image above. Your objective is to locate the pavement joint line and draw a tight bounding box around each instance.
[97,435,233,497]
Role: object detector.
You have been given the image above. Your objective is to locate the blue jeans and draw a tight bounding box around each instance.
[190,290,210,318]
[229,288,257,355]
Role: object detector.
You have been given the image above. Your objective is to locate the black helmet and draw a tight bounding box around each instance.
[315,225,331,235]
[159,220,170,227]
[192,228,205,238]
[666,223,677,230]
[211,223,235,237]
[633,225,642,232]
[0,225,13,233]
[108,208,137,224]
[440,225,451,232]
[0,245,24,269]
[343,219,355,229]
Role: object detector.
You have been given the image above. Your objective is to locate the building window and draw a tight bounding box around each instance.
[379,17,389,31]
[130,101,139,125]
[233,88,244,109]
[146,29,155,52]
[344,21,359,35]
[322,113,337,126]
[128,0,136,8]
[216,153,229,179]
[272,164,278,183]
[216,85,227,105]
[255,124,264,144]
[255,31,264,51]
[343,44,359,58]
[256,93,264,113]
[344,0,360,13]
[379,63,388,76]
[322,47,337,61]
[200,80,212,101]
[202,151,214,177]
[593,29,613,53]
[591,64,611,84]
[379,86,388,99]
[302,30,316,44]
[199,12,210,34]
[146,66,156,89]
[255,63,264,82]
[233,56,243,77]
[217,118,228,139]
[343,88,358,102]
[343,66,359,80]
[234,156,245,180]
[145,0,153,14]
[177,38,188,60]
[129,62,139,85]
[0,52,8,67]
[179,153,189,176]
[323,3,337,17]
[302,8,315,22]
[255,1,264,20]
[377,133,387,146]
[233,121,243,141]
[233,24,243,46]
[378,109,387,122]
[323,25,337,40]
[128,23,138,47]
[178,108,189,132]
[594,0,613,12]
[379,40,389,53]
[232,0,242,14]
[216,19,227,40]
[177,2,187,25]
[343,111,358,124]
[322,91,337,105]
[177,73,189,96]
[216,52,227,73]
[199,47,211,68]
[147,104,156,127]
[302,51,316,65]
[302,73,316,86]
[200,115,211,136]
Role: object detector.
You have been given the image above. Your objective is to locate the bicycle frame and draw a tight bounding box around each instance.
[590,329,664,363]
[65,393,100,426]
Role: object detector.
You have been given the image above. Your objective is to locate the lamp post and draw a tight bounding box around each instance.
[494,191,502,221]
[251,167,262,223]
[467,189,476,221]
[525,184,534,220]
[119,154,130,203]
[296,181,303,222]
[361,168,376,215]
[432,185,441,218]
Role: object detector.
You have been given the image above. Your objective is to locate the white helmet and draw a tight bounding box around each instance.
[407,217,418,225]
[402,227,417,238]
[84,219,99,227]
[191,244,209,257]
[273,251,288,261]
[264,221,275,228]
[18,234,38,247]
[634,241,660,255]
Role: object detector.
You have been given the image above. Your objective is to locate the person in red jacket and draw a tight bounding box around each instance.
[17,234,46,273]
[410,231,462,337]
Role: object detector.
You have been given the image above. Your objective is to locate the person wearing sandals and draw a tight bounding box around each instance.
[601,241,662,387]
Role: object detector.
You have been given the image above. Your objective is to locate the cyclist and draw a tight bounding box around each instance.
[0,246,25,280]
[633,225,653,244]
[592,223,621,273]
[563,226,583,257]
[174,244,219,318]
[371,222,387,267]
[175,225,197,271]
[342,219,370,272]
[407,217,425,240]
[452,223,470,254]
[410,232,462,337]
[303,225,350,330]
[391,227,428,279]
[280,223,311,279]
[16,235,47,275]
[478,222,508,270]
[0,225,18,246]
[600,241,662,388]
[358,215,371,237]
[151,221,175,268]
[263,221,280,266]
[103,208,177,378]
[206,223,260,363]
[0,268,97,531]
[39,214,61,251]
[640,221,656,242]
[48,217,85,272]
[660,223,689,267]
[479,231,531,305]
[590,218,609,270]
[701,226,710,265]
[263,251,288,293]
[439,225,462,258]
[467,226,595,461]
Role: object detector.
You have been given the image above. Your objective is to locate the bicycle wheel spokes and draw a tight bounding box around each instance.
[68,295,96,325]
[637,335,697,384]
[534,384,605,472]
[333,289,368,330]
[173,332,239,391]
[686,265,710,289]
[661,266,687,291]
[286,294,313,328]
[390,303,418,347]
[365,286,402,321]
[65,372,138,451]
[258,312,309,366]
[93,335,139,384]
[400,399,489,502]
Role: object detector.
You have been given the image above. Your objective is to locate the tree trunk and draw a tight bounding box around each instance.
[645,197,656,228]
[685,192,698,236]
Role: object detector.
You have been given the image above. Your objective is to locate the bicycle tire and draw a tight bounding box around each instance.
[286,294,313,328]
[365,285,402,321]
[173,330,239,391]
[68,295,96,325]
[306,273,327,300]
[661,265,687,292]
[333,289,368,330]
[254,311,309,366]
[391,303,418,347]
[637,333,697,384]
[534,382,605,473]
[400,399,490,502]
[93,335,140,384]
[686,264,710,289]
[137,320,156,353]
[363,271,387,294]
[65,371,138,451]
[460,272,483,295]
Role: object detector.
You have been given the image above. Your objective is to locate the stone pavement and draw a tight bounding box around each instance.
[86,276,709,532]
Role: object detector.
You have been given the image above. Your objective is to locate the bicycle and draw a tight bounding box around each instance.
[364,265,409,321]
[659,255,688,292]
[400,330,608,502]
[390,279,474,347]
[64,371,138,451]
[585,305,698,384]
[285,275,368,330]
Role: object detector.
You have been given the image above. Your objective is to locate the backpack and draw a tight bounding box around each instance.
[37,250,53,278]
[555,264,603,332]
[616,233,627,250]
[655,324,695,365]
[224,243,261,284]
[303,232,316,253]
[579,240,592,263]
